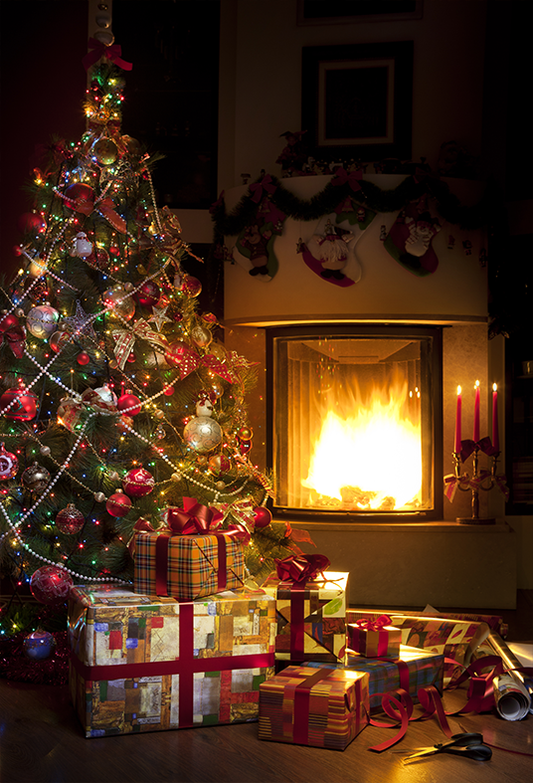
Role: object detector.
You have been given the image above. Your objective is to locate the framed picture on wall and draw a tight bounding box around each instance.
[297,1,423,26]
[301,41,413,162]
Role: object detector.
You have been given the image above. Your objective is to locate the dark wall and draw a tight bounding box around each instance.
[0,1,87,281]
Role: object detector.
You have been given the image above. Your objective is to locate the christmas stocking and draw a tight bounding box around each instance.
[233,193,286,281]
[384,198,442,276]
[302,206,375,287]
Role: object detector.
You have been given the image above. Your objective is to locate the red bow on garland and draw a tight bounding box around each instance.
[331,167,363,192]
[249,174,276,204]
[82,38,133,72]
[274,553,331,585]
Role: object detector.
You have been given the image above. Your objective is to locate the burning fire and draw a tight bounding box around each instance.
[302,376,422,511]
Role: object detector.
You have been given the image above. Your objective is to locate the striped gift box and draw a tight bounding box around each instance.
[133,530,244,600]
[258,665,369,750]
[347,622,401,659]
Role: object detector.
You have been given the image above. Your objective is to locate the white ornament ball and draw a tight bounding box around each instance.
[26,305,59,338]
[183,416,223,454]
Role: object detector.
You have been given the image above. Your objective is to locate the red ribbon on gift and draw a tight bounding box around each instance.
[331,167,363,192]
[0,316,26,358]
[353,614,392,633]
[82,38,133,72]
[274,553,331,585]
[70,601,274,729]
[249,174,276,203]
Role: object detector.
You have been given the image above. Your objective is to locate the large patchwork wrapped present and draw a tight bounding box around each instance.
[132,500,246,600]
[258,665,369,750]
[262,555,347,664]
[68,584,276,737]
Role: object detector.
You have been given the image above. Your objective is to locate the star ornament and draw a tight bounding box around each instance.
[63,300,97,342]
[148,305,171,332]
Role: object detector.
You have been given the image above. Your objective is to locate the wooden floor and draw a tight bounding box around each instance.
[2,591,532,783]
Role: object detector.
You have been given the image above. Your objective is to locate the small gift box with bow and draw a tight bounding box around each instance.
[348,615,401,659]
[132,498,248,601]
[262,555,348,664]
[258,664,369,750]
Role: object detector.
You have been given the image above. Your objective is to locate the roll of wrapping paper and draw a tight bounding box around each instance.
[474,632,533,716]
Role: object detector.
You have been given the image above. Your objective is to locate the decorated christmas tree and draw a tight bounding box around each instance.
[0,55,306,661]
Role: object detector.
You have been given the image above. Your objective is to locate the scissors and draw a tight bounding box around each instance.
[403,732,492,763]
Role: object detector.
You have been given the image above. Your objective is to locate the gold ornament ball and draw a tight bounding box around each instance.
[103,285,136,321]
[191,325,212,349]
[209,342,227,361]
[215,481,226,490]
[183,416,223,454]
[92,138,119,166]
[238,426,253,442]
[94,492,106,503]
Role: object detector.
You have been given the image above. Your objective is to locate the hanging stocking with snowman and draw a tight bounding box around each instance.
[384,197,442,276]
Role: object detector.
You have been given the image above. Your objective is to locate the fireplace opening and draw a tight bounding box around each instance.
[267,325,443,522]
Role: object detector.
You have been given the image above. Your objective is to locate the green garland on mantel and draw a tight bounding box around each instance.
[211,171,500,242]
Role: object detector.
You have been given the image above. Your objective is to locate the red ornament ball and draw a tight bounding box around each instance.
[55,503,85,535]
[135,280,161,307]
[64,183,94,214]
[106,490,132,517]
[30,566,73,605]
[0,386,38,421]
[117,392,142,416]
[122,467,155,498]
[253,507,272,529]
[18,212,46,234]
[77,351,90,366]
[0,313,20,331]
[180,275,202,297]
[163,385,175,396]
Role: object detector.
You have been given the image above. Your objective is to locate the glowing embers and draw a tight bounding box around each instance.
[302,373,423,512]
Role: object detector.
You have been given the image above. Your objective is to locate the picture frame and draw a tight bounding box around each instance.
[297,1,423,26]
[301,41,413,163]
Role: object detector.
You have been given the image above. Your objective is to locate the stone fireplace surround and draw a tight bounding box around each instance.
[222,175,516,608]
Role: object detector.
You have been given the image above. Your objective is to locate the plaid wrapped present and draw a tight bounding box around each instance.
[133,500,246,600]
[348,615,401,659]
[306,645,444,714]
[262,556,348,664]
[258,665,369,750]
[68,584,276,737]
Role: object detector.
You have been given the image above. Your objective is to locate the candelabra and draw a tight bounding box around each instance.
[452,445,501,523]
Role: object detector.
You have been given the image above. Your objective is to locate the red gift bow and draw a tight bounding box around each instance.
[0,316,26,358]
[162,498,224,535]
[82,38,133,72]
[331,167,363,191]
[274,553,331,585]
[249,174,276,203]
[354,614,393,632]
[165,342,236,383]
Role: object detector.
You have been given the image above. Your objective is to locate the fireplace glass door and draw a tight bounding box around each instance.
[269,326,442,519]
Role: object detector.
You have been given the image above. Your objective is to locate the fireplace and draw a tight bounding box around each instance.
[267,325,442,521]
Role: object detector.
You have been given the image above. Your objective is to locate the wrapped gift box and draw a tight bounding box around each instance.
[262,571,348,664]
[68,585,276,737]
[348,618,401,659]
[133,528,244,601]
[258,665,369,750]
[307,645,444,714]
[346,609,491,682]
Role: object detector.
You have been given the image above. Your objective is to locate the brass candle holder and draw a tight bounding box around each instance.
[452,443,500,524]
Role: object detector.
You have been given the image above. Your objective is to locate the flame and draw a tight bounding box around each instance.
[302,376,422,511]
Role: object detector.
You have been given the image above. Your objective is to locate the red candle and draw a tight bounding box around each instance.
[454,385,462,454]
[473,380,480,443]
[492,383,499,452]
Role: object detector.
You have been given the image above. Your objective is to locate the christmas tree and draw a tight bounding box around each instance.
[0,54,306,661]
